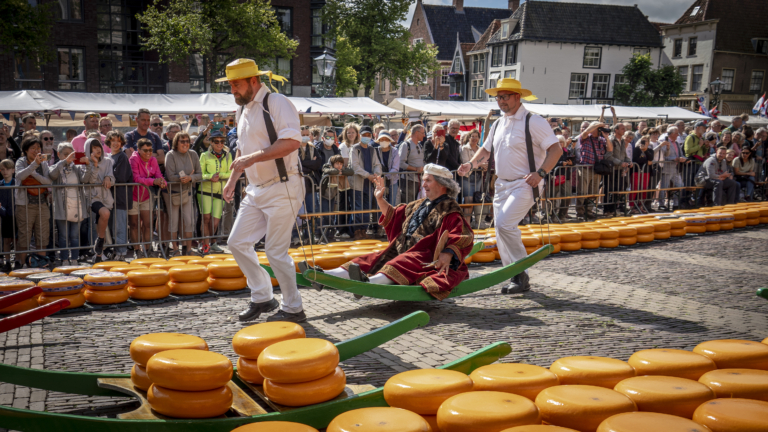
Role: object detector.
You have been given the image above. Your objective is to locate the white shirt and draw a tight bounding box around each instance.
[237,85,302,185]
[482,106,558,181]
[338,143,351,159]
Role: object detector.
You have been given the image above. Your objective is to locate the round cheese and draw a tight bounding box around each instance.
[148,384,232,419]
[685,225,707,234]
[636,233,655,242]
[627,224,654,235]
[437,391,540,432]
[342,250,372,260]
[470,363,559,401]
[130,333,208,367]
[693,340,768,370]
[206,254,233,260]
[617,236,637,246]
[353,240,381,246]
[0,296,38,314]
[570,231,599,242]
[525,245,539,255]
[383,369,474,415]
[146,349,232,392]
[560,242,581,251]
[667,219,688,229]
[422,415,439,432]
[131,258,167,266]
[149,262,186,271]
[237,357,264,385]
[501,426,580,432]
[558,232,582,243]
[310,254,349,270]
[233,322,306,359]
[521,236,541,247]
[647,221,671,231]
[628,349,716,380]
[746,218,761,226]
[187,258,224,268]
[208,276,247,291]
[168,265,208,283]
[109,265,148,274]
[472,250,496,263]
[653,231,672,240]
[168,280,210,295]
[83,286,129,305]
[693,398,768,432]
[581,240,601,249]
[168,255,201,264]
[719,222,734,231]
[92,261,127,271]
[613,375,714,418]
[127,269,169,287]
[745,209,760,218]
[595,229,619,240]
[532,234,560,245]
[258,338,339,383]
[9,268,49,278]
[51,265,91,274]
[733,219,748,228]
[668,228,686,237]
[327,407,431,432]
[128,284,171,300]
[38,276,84,295]
[207,261,245,279]
[612,227,637,238]
[760,217,768,224]
[26,272,64,284]
[38,292,85,309]
[264,366,346,407]
[596,412,715,432]
[705,223,721,232]
[230,422,319,432]
[698,369,768,401]
[550,356,635,389]
[131,363,152,391]
[83,271,128,291]
[535,385,637,432]
[551,244,561,254]
[600,239,619,248]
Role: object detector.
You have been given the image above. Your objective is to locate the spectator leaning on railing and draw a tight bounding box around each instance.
[129,138,166,257]
[106,131,133,261]
[320,154,353,239]
[604,122,631,217]
[15,136,52,269]
[695,146,739,206]
[164,132,201,257]
[630,136,655,213]
[683,122,709,208]
[733,146,757,201]
[398,123,425,204]
[198,130,232,254]
[656,125,687,211]
[349,125,382,240]
[85,138,115,264]
[577,121,609,220]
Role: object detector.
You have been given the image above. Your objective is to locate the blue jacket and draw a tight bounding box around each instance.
[0,178,15,217]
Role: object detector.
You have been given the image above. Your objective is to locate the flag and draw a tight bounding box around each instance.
[169,115,176,121]
[1,113,8,121]
[69,111,77,121]
[100,113,108,118]
[115,114,123,122]
[697,95,708,116]
[709,106,719,118]
[306,106,312,113]
[760,97,768,117]
[753,93,765,114]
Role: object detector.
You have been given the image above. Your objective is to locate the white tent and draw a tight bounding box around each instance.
[288,97,397,116]
[0,91,48,113]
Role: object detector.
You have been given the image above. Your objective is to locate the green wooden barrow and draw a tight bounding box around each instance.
[758,288,768,301]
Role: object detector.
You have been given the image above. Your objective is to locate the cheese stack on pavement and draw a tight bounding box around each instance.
[70,269,106,279]
[327,407,431,432]
[384,369,473,416]
[0,280,39,314]
[126,269,171,300]
[207,261,247,291]
[146,349,234,418]
[37,276,85,310]
[26,272,64,285]
[168,265,210,295]
[258,338,345,407]
[129,332,208,392]
[83,271,130,305]
[232,321,306,385]
[92,261,130,271]
[109,264,148,275]
[8,268,50,279]
[52,264,91,275]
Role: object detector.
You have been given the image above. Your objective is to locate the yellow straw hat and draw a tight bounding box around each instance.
[485,78,538,101]
[215,58,287,91]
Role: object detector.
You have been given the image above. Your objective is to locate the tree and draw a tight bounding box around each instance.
[613,54,684,107]
[137,0,298,92]
[323,0,440,97]
[0,0,55,67]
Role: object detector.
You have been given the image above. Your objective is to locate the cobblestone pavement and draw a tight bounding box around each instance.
[0,226,766,425]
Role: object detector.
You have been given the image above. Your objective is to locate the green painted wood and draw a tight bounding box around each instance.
[303,245,552,301]
[336,311,430,362]
[466,242,485,259]
[758,287,768,301]
[0,342,511,432]
[260,264,314,287]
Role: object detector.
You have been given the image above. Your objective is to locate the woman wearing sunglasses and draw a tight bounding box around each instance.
[197,130,232,254]
[733,146,756,201]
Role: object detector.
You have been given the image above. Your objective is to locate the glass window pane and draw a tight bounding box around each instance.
[71,0,82,20]
[721,69,734,91]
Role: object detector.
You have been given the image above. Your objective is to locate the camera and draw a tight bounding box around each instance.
[597,127,611,133]
[490,109,501,116]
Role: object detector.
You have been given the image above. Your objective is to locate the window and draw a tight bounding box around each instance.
[583,47,601,68]
[421,69,428,84]
[379,77,386,93]
[262,58,292,95]
[688,37,697,56]
[750,70,765,93]
[14,53,44,89]
[491,46,503,67]
[691,65,703,91]
[591,74,610,98]
[412,38,424,46]
[189,53,205,93]
[569,73,588,99]
[673,39,683,57]
[273,7,292,37]
[721,69,735,92]
[55,0,82,21]
[677,66,689,91]
[502,23,509,39]
[391,81,398,94]
[57,47,85,91]
[614,74,626,85]
[451,56,462,73]
[756,39,768,55]
[470,79,484,100]
[472,55,479,74]
[449,81,463,97]
[505,43,517,65]
[504,70,516,79]
[633,48,650,56]
[441,67,450,86]
[690,6,700,16]
[311,9,323,47]
[479,54,485,73]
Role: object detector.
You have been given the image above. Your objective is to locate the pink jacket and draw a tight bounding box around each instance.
[130,152,163,202]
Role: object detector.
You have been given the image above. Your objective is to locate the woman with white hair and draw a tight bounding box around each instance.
[459,129,486,222]
[424,124,450,168]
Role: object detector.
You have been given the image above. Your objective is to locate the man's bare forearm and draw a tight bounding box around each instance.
[541,145,563,173]
[467,147,491,168]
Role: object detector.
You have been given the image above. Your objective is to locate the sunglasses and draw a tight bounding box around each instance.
[212,139,226,144]
[151,123,163,127]
[140,148,153,153]
[493,93,517,101]
[42,137,54,141]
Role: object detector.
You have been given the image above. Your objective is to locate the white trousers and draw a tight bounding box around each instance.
[228,175,304,313]
[493,179,535,270]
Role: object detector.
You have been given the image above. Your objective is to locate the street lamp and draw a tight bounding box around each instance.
[709,77,723,110]
[314,49,337,97]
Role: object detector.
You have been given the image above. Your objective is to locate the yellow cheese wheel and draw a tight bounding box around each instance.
[551,243,561,254]
[732,211,748,221]
[130,333,208,367]
[550,356,635,389]
[110,265,148,274]
[70,269,106,279]
[581,240,600,249]
[437,391,540,432]
[558,232,582,243]
[693,398,768,432]
[348,245,377,251]
[207,276,247,291]
[693,340,768,370]
[653,230,671,240]
[472,250,496,263]
[596,412,715,432]
[613,376,714,418]
[258,338,339,384]
[760,208,768,217]
[146,349,233,392]
[83,271,128,291]
[698,369,768,401]
[230,422,319,432]
[131,363,152,391]
[521,236,541,247]
[168,265,208,283]
[132,258,167,266]
[535,385,637,432]
[187,258,223,268]
[169,255,201,264]
[168,280,210,295]
[612,227,637,238]
[746,218,760,226]
[327,407,431,432]
[233,322,306,359]
[38,276,84,295]
[128,284,171,300]
[464,255,473,265]
[148,384,232,419]
[237,357,264,385]
[705,223,721,232]
[600,239,619,248]
[595,229,620,240]
[353,239,380,246]
[264,366,346,407]
[720,222,734,230]
[205,254,233,260]
[83,286,129,305]
[745,209,760,218]
[560,242,581,252]
[92,261,127,271]
[525,245,539,255]
[617,236,637,246]
[733,219,748,228]
[627,224,654,235]
[51,265,91,274]
[342,250,370,260]
[646,221,671,231]
[533,233,560,245]
[207,261,245,278]
[8,268,49,278]
[38,292,85,309]
[666,219,687,229]
[681,216,707,225]
[628,349,716,381]
[470,364,559,401]
[149,262,186,271]
[669,228,687,237]
[760,217,768,224]
[685,225,707,234]
[636,233,655,243]
[502,427,579,432]
[0,296,38,314]
[310,254,349,270]
[127,269,170,287]
[383,369,473,415]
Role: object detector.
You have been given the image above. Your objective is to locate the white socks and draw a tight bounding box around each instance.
[326,268,394,285]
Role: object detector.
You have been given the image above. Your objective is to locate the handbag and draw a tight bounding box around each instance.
[594,159,613,175]
[553,175,567,187]
[22,176,42,196]
[171,153,192,206]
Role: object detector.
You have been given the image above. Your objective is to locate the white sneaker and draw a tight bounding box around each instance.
[338,233,351,239]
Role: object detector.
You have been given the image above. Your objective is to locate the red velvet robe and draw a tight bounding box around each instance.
[341,197,474,300]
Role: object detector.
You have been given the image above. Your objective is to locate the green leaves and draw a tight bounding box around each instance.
[0,0,55,66]
[613,54,684,107]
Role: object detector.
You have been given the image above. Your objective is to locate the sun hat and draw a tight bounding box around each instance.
[423,163,452,179]
[484,78,538,101]
[215,58,287,91]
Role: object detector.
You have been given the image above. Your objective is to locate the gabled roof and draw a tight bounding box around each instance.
[487,1,662,48]
[674,0,768,53]
[469,19,502,54]
[422,4,512,61]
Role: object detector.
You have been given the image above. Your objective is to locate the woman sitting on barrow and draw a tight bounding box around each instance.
[313,164,474,300]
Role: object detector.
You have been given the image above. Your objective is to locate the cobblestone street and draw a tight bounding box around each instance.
[1,226,767,424]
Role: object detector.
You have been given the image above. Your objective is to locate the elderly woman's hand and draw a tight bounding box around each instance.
[65,151,76,164]
[180,175,192,184]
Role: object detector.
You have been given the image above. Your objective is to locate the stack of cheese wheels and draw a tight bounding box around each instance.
[646,220,671,240]
[596,412,715,432]
[628,223,655,243]
[717,213,735,231]
[384,368,473,426]
[51,264,91,275]
[0,280,38,314]
[732,210,749,228]
[109,264,148,275]
[483,237,500,260]
[232,321,306,385]
[595,228,619,249]
[83,271,130,305]
[126,269,170,300]
[437,391,540,431]
[37,276,85,310]
[665,218,688,237]
[9,268,50,279]
[146,349,234,418]
[149,261,186,272]
[26,272,64,285]
[522,234,542,255]
[627,349,716,380]
[92,261,129,271]
[230,422,319,432]
[698,368,768,401]
[258,338,346,407]
[693,398,768,432]
[70,269,106,279]
[550,356,636,388]
[682,215,707,234]
[327,407,431,432]
[533,233,560,254]
[132,258,168,267]
[758,206,768,224]
[188,257,224,268]
[613,225,638,246]
[693,339,768,370]
[168,265,210,295]
[613,375,714,418]
[470,363,559,401]
[704,214,722,232]
[472,247,496,263]
[129,332,208,392]
[745,209,761,226]
[535,385,637,432]
[169,255,202,265]
[207,261,246,291]
[558,230,582,252]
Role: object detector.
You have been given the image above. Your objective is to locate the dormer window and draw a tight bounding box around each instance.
[501,22,509,39]
[690,6,700,17]
[753,38,768,55]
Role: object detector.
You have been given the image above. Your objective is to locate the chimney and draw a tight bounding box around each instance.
[453,0,463,13]
[509,0,520,12]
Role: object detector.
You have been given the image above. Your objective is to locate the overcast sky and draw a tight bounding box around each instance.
[405,0,694,26]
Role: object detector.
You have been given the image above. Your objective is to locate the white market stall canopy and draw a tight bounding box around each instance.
[0,91,48,112]
[388,98,711,122]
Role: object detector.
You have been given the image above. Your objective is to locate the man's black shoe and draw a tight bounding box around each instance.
[238,298,279,322]
[501,272,530,294]
[348,263,368,299]
[298,261,324,292]
[266,309,307,323]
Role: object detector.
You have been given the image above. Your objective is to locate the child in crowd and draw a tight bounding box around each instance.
[320,154,353,240]
[85,137,115,263]
[106,131,133,261]
[0,159,15,271]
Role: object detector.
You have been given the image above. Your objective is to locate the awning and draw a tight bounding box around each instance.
[287,97,397,116]
[0,91,48,113]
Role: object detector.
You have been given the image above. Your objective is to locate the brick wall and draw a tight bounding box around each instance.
[403,0,436,99]
[712,52,768,96]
